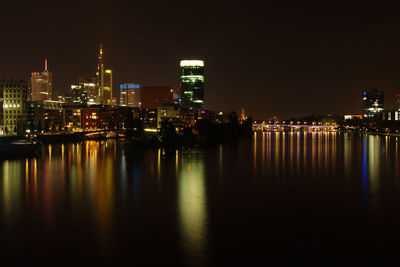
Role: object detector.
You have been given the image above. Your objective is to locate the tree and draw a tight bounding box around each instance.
[159,120,179,150]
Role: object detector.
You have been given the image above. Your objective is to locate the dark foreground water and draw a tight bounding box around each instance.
[1,132,400,266]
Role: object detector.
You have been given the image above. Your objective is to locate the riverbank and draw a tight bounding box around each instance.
[340,129,400,137]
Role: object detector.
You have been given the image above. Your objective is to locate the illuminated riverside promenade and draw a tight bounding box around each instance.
[252,122,337,132]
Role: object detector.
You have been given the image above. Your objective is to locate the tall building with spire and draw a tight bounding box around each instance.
[95,44,112,105]
[96,44,104,104]
[240,107,246,121]
[31,59,52,101]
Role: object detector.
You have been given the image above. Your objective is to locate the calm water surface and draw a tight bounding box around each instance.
[1,132,400,266]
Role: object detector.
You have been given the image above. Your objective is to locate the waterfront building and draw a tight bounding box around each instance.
[141,86,173,109]
[31,59,52,101]
[27,100,64,133]
[81,107,99,130]
[381,110,400,121]
[344,114,363,120]
[120,83,141,107]
[180,60,204,108]
[157,103,196,130]
[0,80,28,136]
[363,88,384,117]
[63,107,82,132]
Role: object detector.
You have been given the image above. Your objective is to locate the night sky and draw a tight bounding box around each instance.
[1,1,400,119]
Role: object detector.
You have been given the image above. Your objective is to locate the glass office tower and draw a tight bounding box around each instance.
[180,60,204,109]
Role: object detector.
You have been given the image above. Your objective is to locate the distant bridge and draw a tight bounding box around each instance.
[252,123,337,132]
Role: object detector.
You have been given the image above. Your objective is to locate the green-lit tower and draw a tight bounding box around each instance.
[180,60,204,108]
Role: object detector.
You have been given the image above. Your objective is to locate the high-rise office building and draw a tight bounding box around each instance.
[363,88,384,117]
[96,44,104,104]
[0,80,27,136]
[70,77,97,105]
[70,84,85,105]
[79,76,97,105]
[95,44,112,105]
[31,59,52,101]
[104,69,112,105]
[120,83,141,107]
[180,60,204,109]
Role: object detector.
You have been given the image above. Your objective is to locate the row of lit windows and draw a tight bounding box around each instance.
[3,104,21,108]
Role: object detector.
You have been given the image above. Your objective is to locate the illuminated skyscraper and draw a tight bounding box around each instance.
[95,44,112,105]
[96,44,104,104]
[104,69,112,105]
[180,60,204,108]
[31,59,52,101]
[120,83,141,107]
[0,80,27,136]
[70,77,97,105]
[79,76,97,105]
[363,88,384,117]
[240,107,246,121]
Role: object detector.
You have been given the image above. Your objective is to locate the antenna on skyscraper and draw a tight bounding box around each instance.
[45,58,48,72]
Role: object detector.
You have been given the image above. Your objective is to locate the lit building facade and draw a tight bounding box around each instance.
[120,83,141,107]
[180,60,204,108]
[381,110,400,121]
[95,44,112,105]
[104,70,112,105]
[363,88,384,117]
[27,100,64,133]
[31,59,52,101]
[157,103,196,130]
[69,77,98,105]
[71,84,85,105]
[96,44,104,104]
[63,107,82,132]
[0,80,28,136]
[80,77,97,105]
[82,107,99,130]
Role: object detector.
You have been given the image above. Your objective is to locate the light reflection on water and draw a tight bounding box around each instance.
[179,152,207,266]
[1,134,400,265]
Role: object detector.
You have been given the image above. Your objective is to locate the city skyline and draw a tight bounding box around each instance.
[1,1,400,119]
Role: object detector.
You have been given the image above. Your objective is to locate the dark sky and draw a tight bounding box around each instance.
[1,0,400,119]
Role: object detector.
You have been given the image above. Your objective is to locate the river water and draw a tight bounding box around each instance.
[1,132,400,266]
